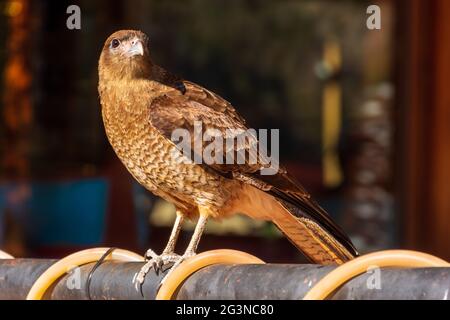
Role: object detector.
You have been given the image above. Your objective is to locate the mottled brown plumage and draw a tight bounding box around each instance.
[98,30,358,280]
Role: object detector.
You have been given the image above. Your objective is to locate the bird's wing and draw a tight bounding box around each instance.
[148,81,358,258]
[149,81,264,176]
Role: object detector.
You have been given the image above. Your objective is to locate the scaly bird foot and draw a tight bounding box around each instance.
[133,249,181,292]
[158,251,196,289]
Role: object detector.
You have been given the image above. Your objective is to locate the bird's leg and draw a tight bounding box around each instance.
[183,211,209,258]
[134,210,185,289]
[159,208,209,286]
[150,210,185,267]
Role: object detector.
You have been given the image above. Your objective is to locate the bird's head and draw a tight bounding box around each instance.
[99,30,152,81]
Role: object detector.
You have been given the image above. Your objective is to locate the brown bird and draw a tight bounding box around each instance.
[98,30,358,287]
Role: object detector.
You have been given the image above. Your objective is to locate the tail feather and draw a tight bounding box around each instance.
[269,187,358,258]
[272,199,357,264]
[239,185,358,265]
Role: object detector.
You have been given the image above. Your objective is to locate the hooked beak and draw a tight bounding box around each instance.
[126,39,144,57]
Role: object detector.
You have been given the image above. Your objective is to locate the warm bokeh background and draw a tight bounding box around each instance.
[0,0,448,262]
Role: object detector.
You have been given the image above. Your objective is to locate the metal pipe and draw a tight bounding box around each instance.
[0,259,449,300]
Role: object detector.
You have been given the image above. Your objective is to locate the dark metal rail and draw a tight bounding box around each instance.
[0,259,449,299]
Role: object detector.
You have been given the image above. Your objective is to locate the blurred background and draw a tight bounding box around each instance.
[0,0,448,262]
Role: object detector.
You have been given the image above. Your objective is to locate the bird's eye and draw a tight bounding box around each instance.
[110,39,120,49]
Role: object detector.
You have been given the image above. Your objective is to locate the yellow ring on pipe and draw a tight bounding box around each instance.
[303,249,450,300]
[156,249,265,300]
[26,247,144,300]
[0,250,13,259]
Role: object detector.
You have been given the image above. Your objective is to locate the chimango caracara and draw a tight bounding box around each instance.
[98,30,358,286]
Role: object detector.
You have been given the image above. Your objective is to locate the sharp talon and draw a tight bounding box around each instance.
[158,253,196,286]
[156,258,164,270]
[133,250,186,292]
[151,260,158,273]
[133,255,156,294]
